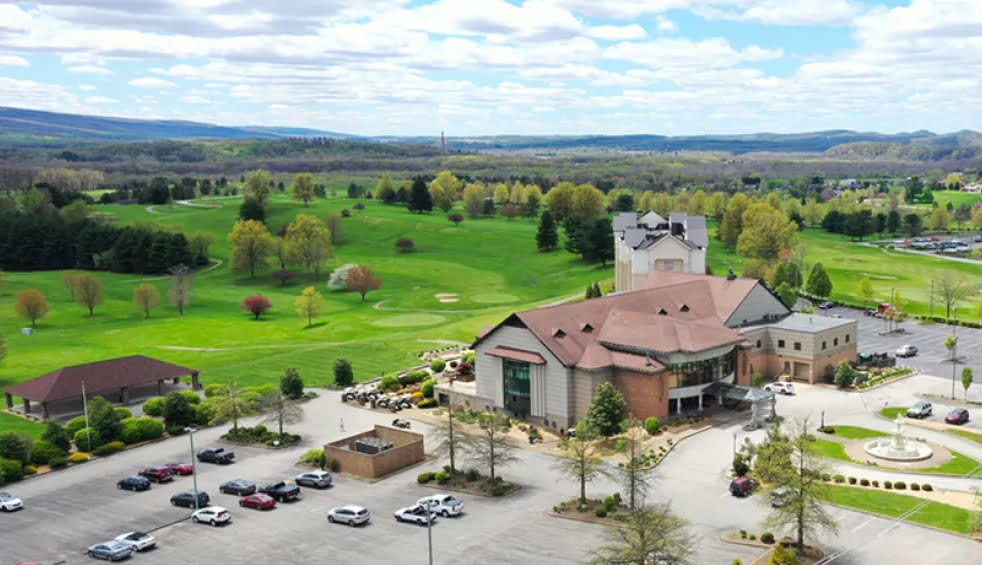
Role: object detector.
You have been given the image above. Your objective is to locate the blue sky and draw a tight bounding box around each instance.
[0,0,979,136]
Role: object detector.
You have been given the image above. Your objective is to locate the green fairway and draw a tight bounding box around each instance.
[0,194,610,414]
[822,484,973,535]
[929,191,982,210]
[707,226,982,322]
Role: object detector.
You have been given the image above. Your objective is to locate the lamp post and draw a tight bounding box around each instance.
[820,410,825,432]
[184,427,199,511]
[426,501,434,565]
[731,431,737,459]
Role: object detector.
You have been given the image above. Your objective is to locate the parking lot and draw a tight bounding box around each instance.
[825,305,982,385]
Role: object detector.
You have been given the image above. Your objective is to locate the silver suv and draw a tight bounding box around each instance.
[295,470,332,488]
[907,401,932,419]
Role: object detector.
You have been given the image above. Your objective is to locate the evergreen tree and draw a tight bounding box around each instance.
[407,177,433,213]
[536,210,558,251]
[583,218,615,266]
[805,262,833,298]
[886,209,901,233]
[239,197,266,223]
[563,215,586,255]
[586,382,627,437]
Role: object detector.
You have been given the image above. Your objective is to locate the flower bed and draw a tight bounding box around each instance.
[417,467,518,497]
[858,367,914,389]
[221,425,301,448]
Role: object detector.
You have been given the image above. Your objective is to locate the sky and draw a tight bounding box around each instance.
[0,0,979,136]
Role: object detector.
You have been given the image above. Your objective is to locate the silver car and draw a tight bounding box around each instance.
[87,540,133,561]
[295,470,332,488]
[327,504,370,526]
[0,491,23,512]
[114,531,156,552]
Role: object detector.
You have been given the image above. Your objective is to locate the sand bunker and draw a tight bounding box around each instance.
[435,292,460,303]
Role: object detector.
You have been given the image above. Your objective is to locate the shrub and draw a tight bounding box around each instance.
[333,359,354,388]
[194,403,215,426]
[740,530,747,539]
[848,477,857,485]
[204,384,227,398]
[595,508,607,518]
[49,456,68,469]
[456,361,473,375]
[135,417,164,440]
[399,370,429,385]
[430,359,447,372]
[0,431,32,464]
[872,480,879,487]
[42,421,72,454]
[884,481,893,489]
[761,532,775,544]
[449,360,458,368]
[113,407,133,420]
[749,534,756,541]
[93,441,125,456]
[893,481,906,490]
[644,417,661,435]
[68,452,90,464]
[166,425,187,436]
[833,474,845,483]
[30,440,63,465]
[418,398,438,409]
[911,483,920,491]
[922,483,933,491]
[23,465,36,475]
[73,428,105,451]
[300,449,327,468]
[417,472,434,483]
[733,560,744,565]
[163,391,196,428]
[280,368,305,399]
[64,415,89,438]
[178,390,201,405]
[435,471,450,483]
[421,379,436,398]
[0,457,23,482]
[860,479,870,487]
[119,419,144,445]
[411,391,423,399]
[141,397,166,417]
[821,473,831,482]
[465,468,481,481]
[395,237,415,252]
[769,544,798,565]
[328,459,340,472]
[614,438,628,451]
[732,454,749,477]
[379,374,401,392]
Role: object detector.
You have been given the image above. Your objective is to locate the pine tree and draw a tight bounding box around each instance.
[806,262,833,298]
[536,210,558,251]
[407,177,433,213]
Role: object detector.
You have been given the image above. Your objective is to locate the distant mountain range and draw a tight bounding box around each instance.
[1,106,981,157]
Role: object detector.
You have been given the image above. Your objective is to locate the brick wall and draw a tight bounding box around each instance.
[324,425,425,480]
[613,369,670,420]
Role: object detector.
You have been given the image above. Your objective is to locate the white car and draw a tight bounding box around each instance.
[192,506,231,526]
[327,504,370,526]
[896,345,918,358]
[0,491,23,511]
[417,494,464,517]
[763,382,795,395]
[114,531,156,552]
[394,504,437,525]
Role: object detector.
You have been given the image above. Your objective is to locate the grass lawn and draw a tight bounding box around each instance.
[919,450,982,476]
[947,428,982,446]
[706,226,982,323]
[811,439,851,462]
[826,426,888,440]
[879,407,907,420]
[0,412,44,438]
[1,194,613,434]
[822,484,973,535]
[929,191,982,210]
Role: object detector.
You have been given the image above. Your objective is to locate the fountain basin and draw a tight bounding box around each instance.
[863,438,933,462]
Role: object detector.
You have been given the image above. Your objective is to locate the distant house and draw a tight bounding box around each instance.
[613,211,707,292]
[839,179,861,190]
[961,184,982,194]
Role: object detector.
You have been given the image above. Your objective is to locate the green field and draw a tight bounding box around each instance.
[822,485,973,535]
[0,194,611,418]
[929,191,982,210]
[707,227,982,322]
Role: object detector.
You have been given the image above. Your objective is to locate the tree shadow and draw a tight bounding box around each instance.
[303,322,328,330]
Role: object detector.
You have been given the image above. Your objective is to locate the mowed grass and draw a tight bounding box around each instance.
[812,427,982,476]
[822,484,973,535]
[0,194,611,409]
[707,226,982,322]
[929,191,982,210]
[880,407,907,420]
[947,428,982,446]
[828,426,888,440]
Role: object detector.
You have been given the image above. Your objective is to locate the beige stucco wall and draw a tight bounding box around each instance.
[571,368,612,424]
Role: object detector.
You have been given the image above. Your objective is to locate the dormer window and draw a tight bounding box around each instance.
[679,304,689,312]
[579,322,594,333]
[657,308,668,315]
[552,328,566,338]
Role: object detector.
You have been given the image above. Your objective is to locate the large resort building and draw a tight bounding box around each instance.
[465,212,857,430]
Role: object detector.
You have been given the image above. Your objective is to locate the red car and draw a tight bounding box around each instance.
[239,493,277,510]
[165,462,194,476]
[138,466,174,483]
[946,408,970,425]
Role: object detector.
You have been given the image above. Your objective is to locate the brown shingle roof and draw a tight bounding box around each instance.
[597,310,745,354]
[642,270,770,323]
[4,355,197,403]
[486,346,546,365]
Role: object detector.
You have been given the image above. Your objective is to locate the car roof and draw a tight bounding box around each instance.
[339,504,367,511]
[199,505,227,512]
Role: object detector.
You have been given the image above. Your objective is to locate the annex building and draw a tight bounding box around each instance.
[469,271,856,429]
[613,211,708,292]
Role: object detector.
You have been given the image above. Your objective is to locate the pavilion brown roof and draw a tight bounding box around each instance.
[4,355,198,403]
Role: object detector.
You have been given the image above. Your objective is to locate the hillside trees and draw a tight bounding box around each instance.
[736,203,799,261]
[805,263,833,298]
[291,172,315,207]
[429,170,462,202]
[284,214,332,279]
[408,177,433,213]
[243,169,273,207]
[294,286,323,327]
[377,173,396,204]
[536,210,558,251]
[719,192,750,247]
[188,232,213,266]
[15,289,48,326]
[463,182,485,218]
[241,294,272,320]
[228,219,275,278]
[346,265,382,302]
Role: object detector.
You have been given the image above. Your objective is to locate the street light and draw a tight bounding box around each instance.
[425,501,434,565]
[184,427,199,511]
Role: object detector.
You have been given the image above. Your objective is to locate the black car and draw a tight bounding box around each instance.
[258,481,301,502]
[170,489,210,508]
[117,476,151,492]
[818,301,835,309]
[219,479,257,496]
[197,447,235,464]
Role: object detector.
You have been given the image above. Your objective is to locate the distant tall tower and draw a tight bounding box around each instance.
[440,131,446,153]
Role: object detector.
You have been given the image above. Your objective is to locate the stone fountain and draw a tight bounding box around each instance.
[863,415,933,462]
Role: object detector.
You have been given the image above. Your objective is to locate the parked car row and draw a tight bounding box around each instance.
[905,401,971,425]
[87,532,156,561]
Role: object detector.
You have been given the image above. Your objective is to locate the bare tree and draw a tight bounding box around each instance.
[555,423,609,503]
[167,264,193,315]
[618,418,656,510]
[589,504,695,565]
[466,413,518,484]
[211,378,258,431]
[934,273,972,320]
[762,418,839,553]
[261,392,304,439]
[432,406,466,475]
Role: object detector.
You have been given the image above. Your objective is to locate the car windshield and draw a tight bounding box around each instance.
[0,492,12,500]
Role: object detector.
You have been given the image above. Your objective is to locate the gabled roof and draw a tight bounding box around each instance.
[4,355,198,403]
[613,212,638,232]
[639,211,666,228]
[684,215,708,248]
[623,228,646,248]
[597,310,744,354]
[642,271,784,324]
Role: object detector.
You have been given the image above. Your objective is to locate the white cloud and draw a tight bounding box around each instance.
[85,95,118,104]
[78,84,96,91]
[182,95,210,104]
[656,15,677,33]
[128,77,177,88]
[67,64,112,74]
[0,55,29,66]
[585,24,647,41]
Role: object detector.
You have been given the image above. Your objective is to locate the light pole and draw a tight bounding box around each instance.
[184,427,199,511]
[426,501,434,565]
[731,431,737,459]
